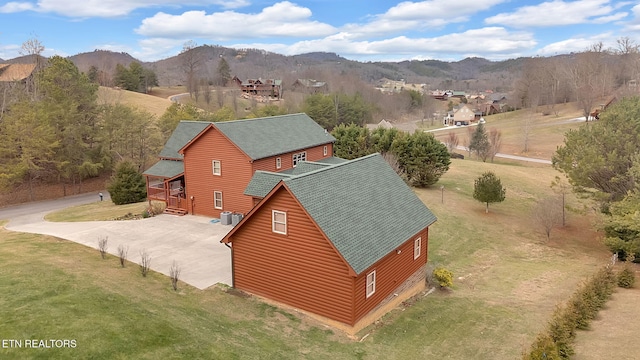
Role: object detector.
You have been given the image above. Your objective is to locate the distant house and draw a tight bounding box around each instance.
[365,119,394,131]
[444,104,476,126]
[292,78,327,94]
[232,77,282,99]
[143,114,336,217]
[222,153,437,331]
[0,63,37,92]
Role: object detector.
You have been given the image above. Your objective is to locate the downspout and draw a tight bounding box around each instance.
[224,243,235,288]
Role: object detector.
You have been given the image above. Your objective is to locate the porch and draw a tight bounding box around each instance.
[143,160,189,215]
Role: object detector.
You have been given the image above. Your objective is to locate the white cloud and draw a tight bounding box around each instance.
[0,0,249,17]
[0,2,36,13]
[228,27,537,61]
[485,0,618,28]
[136,2,336,40]
[623,4,640,32]
[536,32,614,55]
[341,0,506,38]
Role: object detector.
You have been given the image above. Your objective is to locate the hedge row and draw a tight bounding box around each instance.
[522,266,618,359]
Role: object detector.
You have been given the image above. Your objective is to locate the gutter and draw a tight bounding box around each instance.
[223,242,235,288]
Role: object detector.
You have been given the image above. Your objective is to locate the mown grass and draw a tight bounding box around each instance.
[44,201,149,222]
[98,87,173,118]
[0,157,612,359]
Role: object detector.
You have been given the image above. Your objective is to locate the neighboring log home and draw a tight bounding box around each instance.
[143,113,336,216]
[232,77,282,99]
[222,154,438,331]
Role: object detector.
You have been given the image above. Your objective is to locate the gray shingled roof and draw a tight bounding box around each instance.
[282,153,437,275]
[143,160,184,179]
[245,159,345,197]
[159,121,210,159]
[244,171,292,198]
[214,113,335,160]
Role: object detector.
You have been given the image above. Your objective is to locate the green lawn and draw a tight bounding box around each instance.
[45,201,150,222]
[0,159,611,359]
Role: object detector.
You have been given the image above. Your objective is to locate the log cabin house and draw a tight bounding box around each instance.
[232,76,282,99]
[222,153,438,331]
[143,113,336,216]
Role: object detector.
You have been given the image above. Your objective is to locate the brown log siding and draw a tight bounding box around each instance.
[353,227,429,323]
[251,143,333,172]
[229,187,355,324]
[182,128,254,218]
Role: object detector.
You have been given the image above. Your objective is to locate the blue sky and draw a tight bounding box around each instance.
[1,0,639,62]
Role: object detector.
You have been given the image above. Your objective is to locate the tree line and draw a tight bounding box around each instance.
[331,124,451,187]
[0,56,163,199]
[553,96,640,261]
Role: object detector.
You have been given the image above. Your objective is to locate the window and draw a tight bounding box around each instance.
[272,210,287,234]
[212,160,221,176]
[214,191,223,209]
[414,237,422,260]
[292,152,307,167]
[323,145,328,156]
[366,270,376,298]
[276,157,281,169]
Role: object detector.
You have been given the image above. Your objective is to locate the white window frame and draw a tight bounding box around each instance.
[212,160,221,176]
[272,210,287,235]
[214,191,223,209]
[323,145,328,156]
[414,237,422,260]
[292,151,307,167]
[276,157,282,169]
[366,270,376,298]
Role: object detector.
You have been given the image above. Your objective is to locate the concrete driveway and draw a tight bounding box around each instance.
[0,193,232,290]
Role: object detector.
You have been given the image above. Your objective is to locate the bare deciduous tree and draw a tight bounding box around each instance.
[551,176,571,227]
[139,249,151,277]
[170,260,181,291]
[444,132,459,154]
[117,244,129,268]
[532,196,563,241]
[98,236,108,259]
[488,128,502,162]
[181,40,201,99]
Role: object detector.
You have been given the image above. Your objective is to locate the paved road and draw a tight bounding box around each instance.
[0,194,232,289]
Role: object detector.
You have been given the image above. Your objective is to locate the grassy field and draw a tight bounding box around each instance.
[44,201,150,222]
[430,102,585,160]
[0,156,613,359]
[97,87,174,118]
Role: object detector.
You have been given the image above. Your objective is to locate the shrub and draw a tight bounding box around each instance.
[107,161,147,205]
[117,244,129,268]
[618,266,636,288]
[523,265,617,359]
[140,249,151,277]
[433,267,453,288]
[170,260,181,291]
[523,334,561,360]
[149,201,166,215]
[97,236,108,259]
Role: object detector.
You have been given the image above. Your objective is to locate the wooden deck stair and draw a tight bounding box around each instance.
[163,207,187,216]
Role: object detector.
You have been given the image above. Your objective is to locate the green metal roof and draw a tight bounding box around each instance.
[159,121,210,159]
[143,160,184,179]
[244,171,292,198]
[282,153,438,275]
[214,113,335,160]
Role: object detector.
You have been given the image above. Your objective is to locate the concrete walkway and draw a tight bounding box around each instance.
[0,193,232,290]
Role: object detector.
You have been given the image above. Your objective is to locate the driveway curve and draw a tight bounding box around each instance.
[0,193,232,289]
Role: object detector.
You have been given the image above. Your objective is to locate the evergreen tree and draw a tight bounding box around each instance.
[473,171,506,213]
[216,57,231,86]
[469,122,490,161]
[391,131,451,187]
[107,161,147,205]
